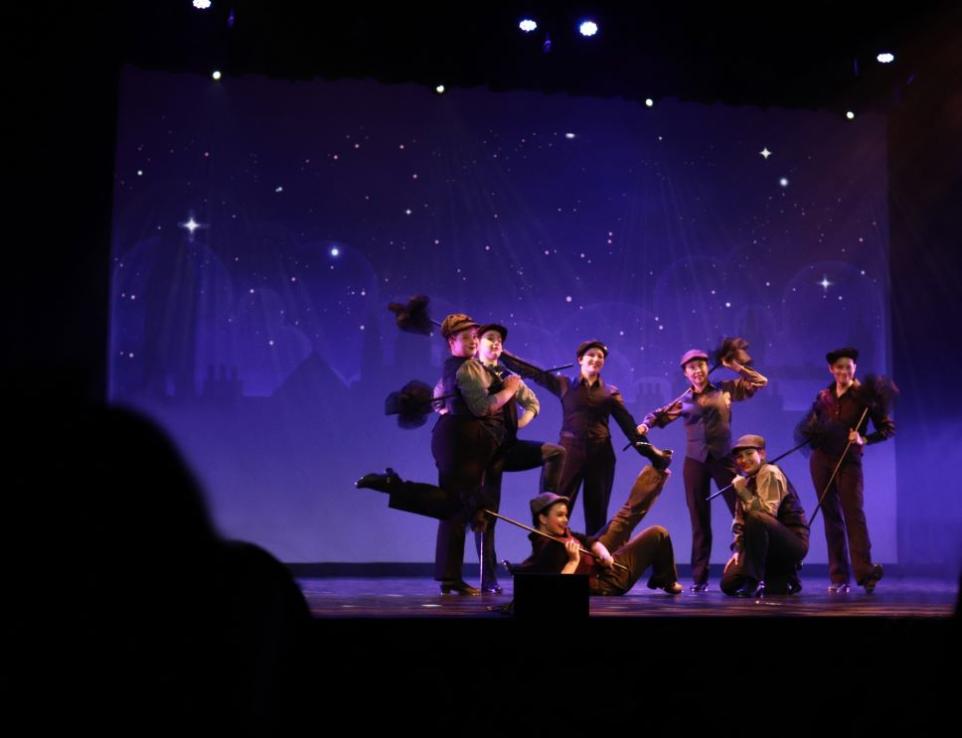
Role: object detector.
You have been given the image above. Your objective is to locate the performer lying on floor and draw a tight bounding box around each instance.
[721,434,809,597]
[510,465,683,596]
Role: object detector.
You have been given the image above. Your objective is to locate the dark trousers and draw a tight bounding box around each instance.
[810,450,874,584]
[720,511,808,594]
[432,416,500,583]
[591,466,678,595]
[558,439,616,536]
[474,439,566,589]
[684,454,738,585]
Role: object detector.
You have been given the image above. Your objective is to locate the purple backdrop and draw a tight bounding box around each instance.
[109,67,895,564]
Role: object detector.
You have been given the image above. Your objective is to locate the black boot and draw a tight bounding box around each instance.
[635,435,673,471]
[355,467,402,493]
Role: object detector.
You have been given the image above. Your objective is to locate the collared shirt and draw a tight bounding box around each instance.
[515,528,598,577]
[799,379,895,459]
[730,463,809,553]
[434,355,490,417]
[643,366,768,461]
[500,353,643,449]
[480,361,540,415]
[433,359,539,426]
[732,464,789,516]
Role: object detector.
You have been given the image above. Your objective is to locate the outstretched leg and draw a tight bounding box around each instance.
[597,465,671,553]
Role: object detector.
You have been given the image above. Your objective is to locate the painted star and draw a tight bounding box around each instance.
[760,148,771,159]
[180,215,206,240]
[819,276,832,290]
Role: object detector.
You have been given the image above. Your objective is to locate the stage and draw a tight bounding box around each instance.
[296,574,958,734]
[298,574,956,619]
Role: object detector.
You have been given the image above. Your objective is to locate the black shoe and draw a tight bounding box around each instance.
[481,584,503,594]
[440,580,480,596]
[733,579,760,598]
[689,582,709,593]
[763,576,802,595]
[636,435,673,471]
[860,564,884,593]
[827,582,851,594]
[355,467,401,493]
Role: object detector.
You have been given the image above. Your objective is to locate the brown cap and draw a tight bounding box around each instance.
[731,434,766,455]
[530,492,571,517]
[440,313,479,339]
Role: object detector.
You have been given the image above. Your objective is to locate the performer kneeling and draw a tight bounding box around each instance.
[721,435,809,597]
[512,465,682,595]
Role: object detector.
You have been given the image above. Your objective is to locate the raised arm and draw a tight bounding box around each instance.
[639,395,685,433]
[501,350,566,397]
[724,358,768,401]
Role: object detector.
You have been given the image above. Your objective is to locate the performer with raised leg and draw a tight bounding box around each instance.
[510,465,682,596]
[472,323,565,593]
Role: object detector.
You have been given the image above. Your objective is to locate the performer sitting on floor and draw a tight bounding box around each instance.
[511,465,683,596]
[721,434,809,597]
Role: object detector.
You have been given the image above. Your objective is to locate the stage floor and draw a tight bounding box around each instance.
[298,575,957,618]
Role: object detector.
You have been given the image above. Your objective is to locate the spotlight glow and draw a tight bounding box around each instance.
[330,246,340,257]
[211,70,222,80]
[578,20,599,37]
[193,0,212,9]
[846,110,855,120]
[644,98,654,107]
[876,52,895,64]
[519,19,537,32]
[435,84,446,94]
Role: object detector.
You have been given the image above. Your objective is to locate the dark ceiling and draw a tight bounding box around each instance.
[93,1,958,114]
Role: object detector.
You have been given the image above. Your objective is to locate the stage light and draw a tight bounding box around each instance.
[330,246,340,257]
[211,70,222,80]
[877,52,895,64]
[846,110,855,120]
[435,84,446,94]
[193,0,212,9]
[519,19,537,32]
[578,20,599,37]
[644,98,654,107]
